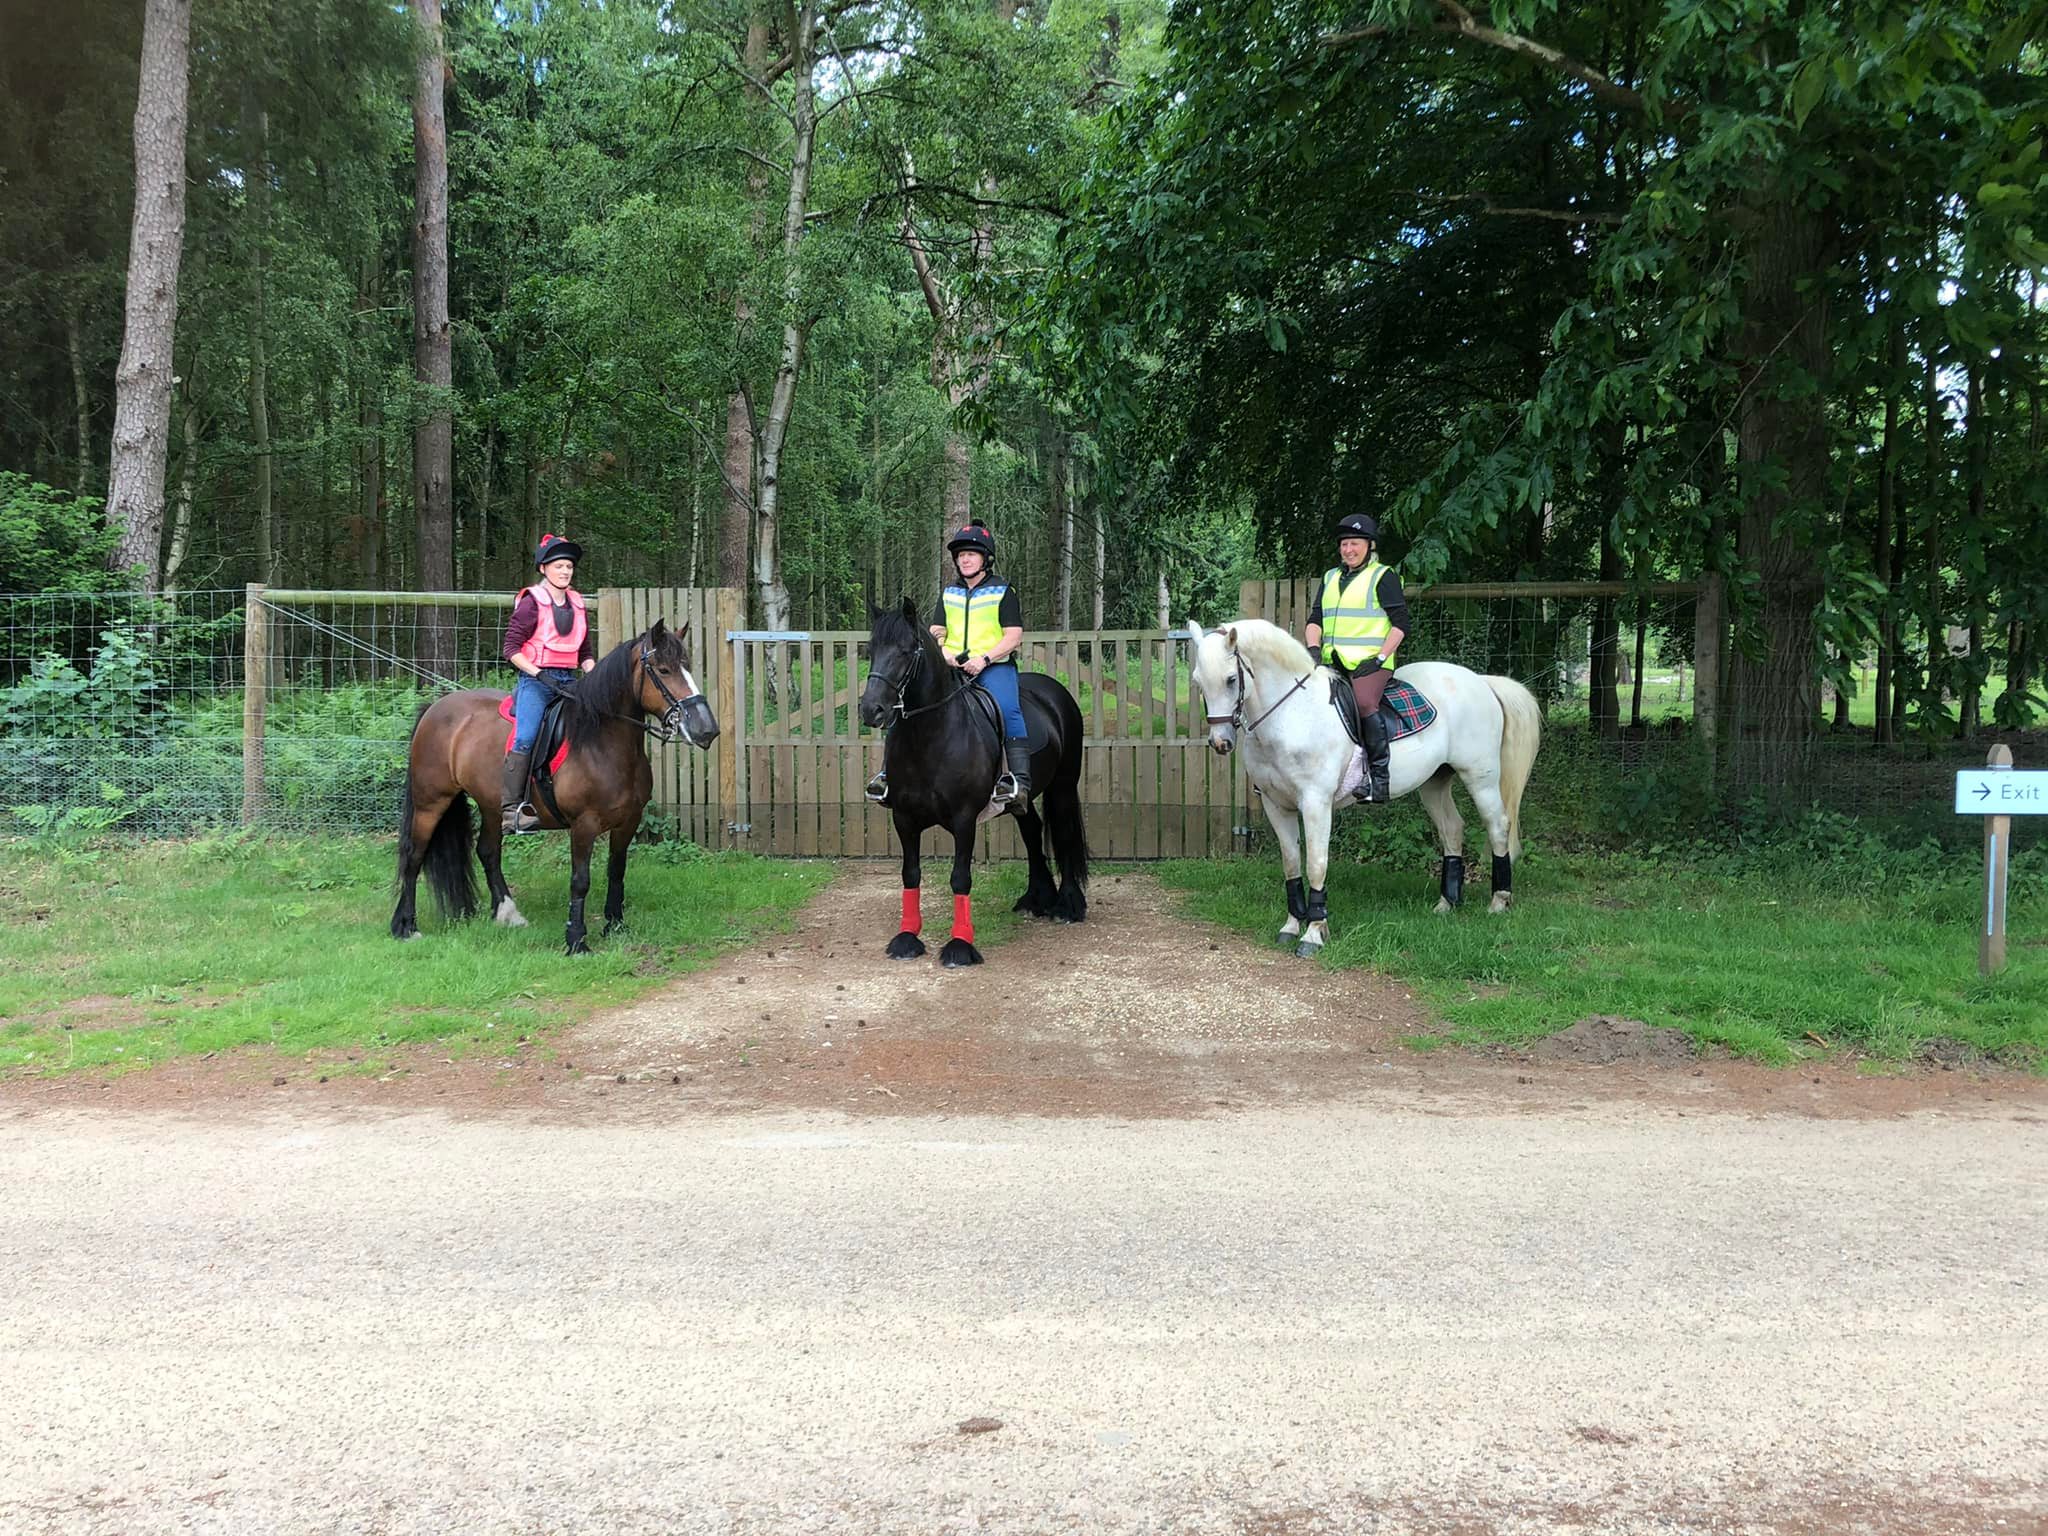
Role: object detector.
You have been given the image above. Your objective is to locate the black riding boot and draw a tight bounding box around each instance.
[501,749,540,834]
[993,741,1031,806]
[1354,709,1391,804]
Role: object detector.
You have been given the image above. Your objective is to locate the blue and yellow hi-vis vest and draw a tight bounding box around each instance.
[942,579,1011,660]
[1319,562,1398,670]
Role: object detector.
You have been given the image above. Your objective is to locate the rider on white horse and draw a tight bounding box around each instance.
[1303,512,1407,805]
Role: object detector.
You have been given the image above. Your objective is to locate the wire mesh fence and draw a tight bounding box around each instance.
[1,584,2036,849]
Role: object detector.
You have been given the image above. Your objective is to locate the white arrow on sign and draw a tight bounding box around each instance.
[1955,769,2048,814]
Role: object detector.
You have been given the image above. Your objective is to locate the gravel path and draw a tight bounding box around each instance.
[3,1096,2043,1535]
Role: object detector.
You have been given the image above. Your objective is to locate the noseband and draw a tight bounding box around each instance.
[636,642,699,740]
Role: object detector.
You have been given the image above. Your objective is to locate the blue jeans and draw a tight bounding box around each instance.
[511,669,575,752]
[975,661,1027,740]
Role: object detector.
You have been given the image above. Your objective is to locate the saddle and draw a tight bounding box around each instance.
[499,693,573,822]
[1328,674,1438,748]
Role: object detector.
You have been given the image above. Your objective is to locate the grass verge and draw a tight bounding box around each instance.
[1155,851,2048,1068]
[0,833,830,1076]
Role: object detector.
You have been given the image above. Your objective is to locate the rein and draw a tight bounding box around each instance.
[1207,649,1315,735]
[543,641,700,741]
[877,640,972,726]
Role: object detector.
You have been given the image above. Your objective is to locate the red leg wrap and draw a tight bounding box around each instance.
[952,893,974,943]
[900,887,921,934]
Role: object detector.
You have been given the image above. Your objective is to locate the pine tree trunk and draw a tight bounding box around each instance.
[1050,429,1072,628]
[1726,195,1830,803]
[68,306,92,496]
[103,0,193,592]
[412,0,455,667]
[719,8,772,597]
[1590,515,1621,740]
[246,92,275,583]
[162,372,199,597]
[1092,499,1105,628]
[1872,317,1901,744]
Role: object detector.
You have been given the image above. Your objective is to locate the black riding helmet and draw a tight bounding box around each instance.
[946,520,996,564]
[1333,513,1379,543]
[534,532,584,568]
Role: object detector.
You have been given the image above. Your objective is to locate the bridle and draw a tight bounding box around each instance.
[1205,648,1314,736]
[872,639,969,725]
[632,641,700,741]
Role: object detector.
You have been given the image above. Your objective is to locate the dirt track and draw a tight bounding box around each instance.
[3,867,2044,1534]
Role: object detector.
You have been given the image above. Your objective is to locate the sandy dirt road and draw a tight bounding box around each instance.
[3,868,2044,1535]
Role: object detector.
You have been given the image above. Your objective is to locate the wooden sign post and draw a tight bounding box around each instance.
[1954,744,2034,975]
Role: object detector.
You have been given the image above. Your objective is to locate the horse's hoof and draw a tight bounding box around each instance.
[1294,940,1323,960]
[939,938,984,968]
[1488,893,1512,914]
[493,896,527,929]
[392,928,419,942]
[885,931,927,961]
[566,936,592,956]
[1433,898,1454,916]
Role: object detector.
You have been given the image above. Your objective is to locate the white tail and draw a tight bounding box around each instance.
[1484,675,1542,859]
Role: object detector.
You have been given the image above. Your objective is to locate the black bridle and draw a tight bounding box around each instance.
[549,643,702,741]
[872,638,970,725]
[1205,648,1313,736]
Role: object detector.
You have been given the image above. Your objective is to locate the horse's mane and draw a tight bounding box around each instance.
[565,624,683,737]
[870,601,933,658]
[1228,618,1319,676]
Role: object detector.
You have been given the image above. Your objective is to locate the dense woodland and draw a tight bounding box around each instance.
[1,0,2044,793]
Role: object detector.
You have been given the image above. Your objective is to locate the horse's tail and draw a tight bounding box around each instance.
[396,703,479,923]
[1484,675,1542,859]
[1047,687,1090,920]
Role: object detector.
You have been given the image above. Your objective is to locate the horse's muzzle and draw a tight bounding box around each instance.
[857,692,890,729]
[673,696,720,747]
[1209,732,1235,756]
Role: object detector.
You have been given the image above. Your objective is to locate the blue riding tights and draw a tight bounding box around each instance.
[975,661,1028,739]
[511,668,576,752]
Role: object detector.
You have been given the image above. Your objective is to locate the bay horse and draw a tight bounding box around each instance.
[391,619,719,954]
[857,599,1089,966]
[1186,618,1541,956]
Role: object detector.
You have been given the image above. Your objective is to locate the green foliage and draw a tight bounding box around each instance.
[0,476,119,592]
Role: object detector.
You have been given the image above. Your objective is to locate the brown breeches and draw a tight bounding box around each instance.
[1350,666,1391,719]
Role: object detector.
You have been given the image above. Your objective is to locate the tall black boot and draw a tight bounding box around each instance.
[501,749,539,834]
[1354,709,1391,803]
[993,741,1031,805]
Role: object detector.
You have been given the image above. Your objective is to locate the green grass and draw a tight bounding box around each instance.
[1155,852,2048,1068]
[0,833,831,1076]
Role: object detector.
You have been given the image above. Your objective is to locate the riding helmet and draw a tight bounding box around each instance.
[946,520,996,563]
[534,532,584,569]
[1333,513,1379,543]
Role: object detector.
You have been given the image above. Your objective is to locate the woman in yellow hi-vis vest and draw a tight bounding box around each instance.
[864,519,1030,807]
[1303,512,1409,803]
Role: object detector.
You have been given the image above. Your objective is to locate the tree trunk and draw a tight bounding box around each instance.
[245,91,275,584]
[1921,346,1944,720]
[1092,498,1106,628]
[1726,196,1830,803]
[719,7,772,597]
[1050,429,1072,628]
[412,0,455,666]
[1590,514,1621,740]
[751,0,819,634]
[1959,356,1988,740]
[162,371,199,597]
[1872,316,1902,744]
[103,0,193,592]
[68,306,93,496]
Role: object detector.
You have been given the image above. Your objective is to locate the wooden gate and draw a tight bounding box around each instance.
[703,626,1250,860]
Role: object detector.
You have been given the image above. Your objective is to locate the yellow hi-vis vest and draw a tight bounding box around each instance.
[942,579,1010,659]
[1319,562,1398,671]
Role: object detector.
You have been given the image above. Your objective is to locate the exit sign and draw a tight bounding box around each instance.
[1955,770,2048,814]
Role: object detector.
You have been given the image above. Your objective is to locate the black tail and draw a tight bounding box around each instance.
[1047,689,1090,921]
[394,706,478,927]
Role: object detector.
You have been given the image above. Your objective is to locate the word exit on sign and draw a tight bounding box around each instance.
[1954,770,2048,814]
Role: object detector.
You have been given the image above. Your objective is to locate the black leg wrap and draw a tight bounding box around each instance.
[1441,855,1465,908]
[1492,853,1512,894]
[1285,877,1308,923]
[1305,886,1328,924]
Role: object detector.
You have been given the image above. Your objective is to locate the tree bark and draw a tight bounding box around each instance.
[103,0,193,592]
[1872,315,1902,744]
[1960,356,1989,741]
[1725,195,1830,803]
[245,92,275,583]
[1092,496,1106,628]
[1921,345,1944,720]
[412,0,455,664]
[68,306,93,496]
[1050,428,1072,628]
[751,0,819,634]
[718,7,773,597]
[162,370,199,597]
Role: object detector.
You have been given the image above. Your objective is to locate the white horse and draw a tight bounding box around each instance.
[1186,618,1542,957]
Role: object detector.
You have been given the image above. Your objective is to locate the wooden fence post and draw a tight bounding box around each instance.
[240,583,268,825]
[717,586,743,842]
[1982,743,2013,976]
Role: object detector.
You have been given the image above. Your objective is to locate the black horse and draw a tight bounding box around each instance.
[858,599,1089,966]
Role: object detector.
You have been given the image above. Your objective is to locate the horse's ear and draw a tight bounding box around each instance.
[648,617,668,643]
[1184,619,1204,647]
[900,596,918,622]
[1224,625,1239,650]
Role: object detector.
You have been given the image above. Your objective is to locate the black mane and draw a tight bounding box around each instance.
[564,623,684,737]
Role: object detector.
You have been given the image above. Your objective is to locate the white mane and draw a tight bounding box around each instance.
[1218,617,1319,677]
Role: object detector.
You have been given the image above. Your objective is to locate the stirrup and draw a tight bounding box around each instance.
[864,771,890,805]
[506,801,544,834]
[990,772,1020,805]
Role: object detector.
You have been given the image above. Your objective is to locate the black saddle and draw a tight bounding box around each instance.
[963,677,1053,756]
[526,693,572,824]
[1329,675,1367,748]
[1328,673,1437,747]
